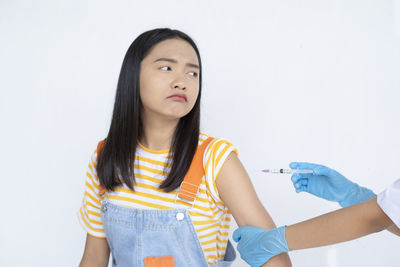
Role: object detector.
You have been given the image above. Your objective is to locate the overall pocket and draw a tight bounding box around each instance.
[144,256,175,267]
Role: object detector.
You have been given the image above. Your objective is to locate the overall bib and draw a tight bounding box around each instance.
[97,137,236,267]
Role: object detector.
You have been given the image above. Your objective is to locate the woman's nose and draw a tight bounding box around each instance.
[172,75,186,90]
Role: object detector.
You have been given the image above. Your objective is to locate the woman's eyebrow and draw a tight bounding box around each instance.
[154,58,199,69]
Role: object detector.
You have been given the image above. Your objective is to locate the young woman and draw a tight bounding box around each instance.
[77,28,292,267]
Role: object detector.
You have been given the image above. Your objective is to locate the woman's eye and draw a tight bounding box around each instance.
[160,66,171,71]
[188,71,198,77]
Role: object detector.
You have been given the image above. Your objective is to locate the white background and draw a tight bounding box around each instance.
[1,0,399,266]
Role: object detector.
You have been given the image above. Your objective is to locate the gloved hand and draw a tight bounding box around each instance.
[290,162,376,207]
[233,226,289,267]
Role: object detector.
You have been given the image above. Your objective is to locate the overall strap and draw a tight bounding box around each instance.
[96,140,106,197]
[97,139,105,154]
[177,137,214,202]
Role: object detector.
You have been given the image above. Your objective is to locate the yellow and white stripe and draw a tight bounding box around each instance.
[77,132,238,264]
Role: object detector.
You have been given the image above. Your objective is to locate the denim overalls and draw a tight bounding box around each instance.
[97,137,236,267]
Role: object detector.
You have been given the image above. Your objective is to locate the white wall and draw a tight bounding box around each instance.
[1,0,399,266]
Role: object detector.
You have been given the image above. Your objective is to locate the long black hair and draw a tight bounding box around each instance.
[96,28,202,192]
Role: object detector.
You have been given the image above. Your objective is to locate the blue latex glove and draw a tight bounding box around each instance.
[233,226,289,267]
[290,162,376,207]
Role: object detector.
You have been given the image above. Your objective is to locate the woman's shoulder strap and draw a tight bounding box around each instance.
[95,139,106,197]
[96,139,106,154]
[177,137,214,202]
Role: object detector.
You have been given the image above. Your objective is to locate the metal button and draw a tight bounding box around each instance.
[101,205,107,212]
[176,212,184,221]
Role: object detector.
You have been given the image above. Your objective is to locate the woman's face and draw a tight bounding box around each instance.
[139,38,200,121]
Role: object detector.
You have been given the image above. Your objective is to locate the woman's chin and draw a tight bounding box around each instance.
[162,109,192,120]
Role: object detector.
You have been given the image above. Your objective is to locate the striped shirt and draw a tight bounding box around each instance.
[77,132,238,264]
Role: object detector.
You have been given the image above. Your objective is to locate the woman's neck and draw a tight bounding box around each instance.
[140,112,179,151]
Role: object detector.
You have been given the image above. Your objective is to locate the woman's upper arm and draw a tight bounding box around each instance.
[79,233,110,267]
[216,152,275,228]
[216,152,292,267]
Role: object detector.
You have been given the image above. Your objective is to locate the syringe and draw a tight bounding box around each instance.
[261,169,314,174]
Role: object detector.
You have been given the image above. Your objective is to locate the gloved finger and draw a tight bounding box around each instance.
[291,173,315,183]
[291,173,301,183]
[233,227,243,242]
[292,177,304,189]
[294,179,308,188]
[312,165,335,177]
[233,226,260,242]
[301,179,308,185]
[290,162,328,172]
[292,174,315,184]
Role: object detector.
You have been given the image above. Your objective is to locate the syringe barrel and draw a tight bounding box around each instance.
[270,169,313,174]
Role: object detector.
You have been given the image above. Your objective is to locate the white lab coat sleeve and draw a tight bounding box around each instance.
[377,178,400,228]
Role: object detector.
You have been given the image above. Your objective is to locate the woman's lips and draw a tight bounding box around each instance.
[167,94,187,102]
